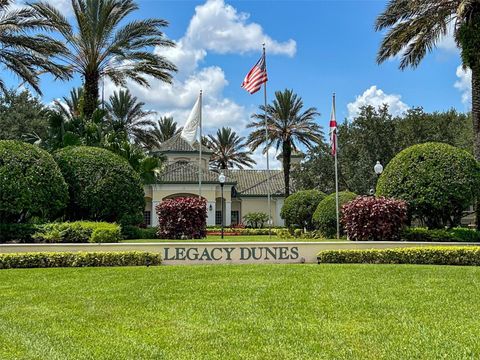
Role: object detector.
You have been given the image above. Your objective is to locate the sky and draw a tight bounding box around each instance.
[8,0,472,168]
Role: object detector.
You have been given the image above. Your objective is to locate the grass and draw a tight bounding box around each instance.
[1,264,480,359]
[121,235,344,243]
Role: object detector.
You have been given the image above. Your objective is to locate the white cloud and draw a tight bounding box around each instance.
[347,85,409,119]
[454,65,472,107]
[184,0,296,57]
[437,21,458,53]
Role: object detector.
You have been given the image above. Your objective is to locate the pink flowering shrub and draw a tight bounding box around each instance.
[341,196,407,241]
[156,197,207,239]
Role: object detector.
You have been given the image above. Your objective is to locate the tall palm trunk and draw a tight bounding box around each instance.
[282,141,292,197]
[472,65,480,230]
[84,71,100,119]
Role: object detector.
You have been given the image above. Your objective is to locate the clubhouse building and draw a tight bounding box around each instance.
[143,134,300,227]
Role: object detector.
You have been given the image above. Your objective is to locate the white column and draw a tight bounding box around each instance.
[275,198,285,227]
[206,201,216,226]
[225,201,232,226]
[151,201,160,227]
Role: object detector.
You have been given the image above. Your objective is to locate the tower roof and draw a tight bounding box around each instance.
[153,133,212,154]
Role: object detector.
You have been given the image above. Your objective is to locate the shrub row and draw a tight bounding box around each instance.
[121,226,159,240]
[32,222,122,243]
[401,227,480,242]
[0,251,161,269]
[317,247,480,266]
[0,223,38,243]
[207,227,282,236]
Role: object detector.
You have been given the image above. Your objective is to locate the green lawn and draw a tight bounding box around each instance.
[1,264,479,359]
[121,235,343,243]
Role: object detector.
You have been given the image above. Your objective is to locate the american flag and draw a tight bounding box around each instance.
[329,100,337,156]
[241,53,268,94]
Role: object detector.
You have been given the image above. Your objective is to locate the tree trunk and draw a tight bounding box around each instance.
[472,65,480,230]
[83,71,100,120]
[282,141,292,197]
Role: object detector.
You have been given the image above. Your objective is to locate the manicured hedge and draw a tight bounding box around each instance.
[54,146,145,225]
[0,251,161,269]
[0,223,38,243]
[0,140,68,223]
[156,197,207,239]
[317,247,480,266]
[376,142,480,228]
[401,227,480,242]
[32,222,122,243]
[313,191,357,237]
[342,196,407,241]
[121,226,159,240]
[281,190,326,230]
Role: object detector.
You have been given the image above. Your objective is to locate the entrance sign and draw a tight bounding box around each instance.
[1,241,479,265]
[163,246,299,262]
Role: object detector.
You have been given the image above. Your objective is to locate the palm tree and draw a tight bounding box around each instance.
[375,1,480,160]
[205,127,256,170]
[151,116,181,144]
[53,87,83,120]
[0,0,70,94]
[31,0,177,119]
[247,89,322,196]
[103,135,162,184]
[105,88,154,145]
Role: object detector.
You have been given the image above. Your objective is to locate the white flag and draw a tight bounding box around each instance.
[181,95,201,145]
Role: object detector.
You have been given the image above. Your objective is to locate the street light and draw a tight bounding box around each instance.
[218,172,226,239]
[373,161,383,194]
[374,161,384,176]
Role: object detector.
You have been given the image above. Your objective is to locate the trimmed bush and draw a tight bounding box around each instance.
[342,196,407,241]
[156,197,207,239]
[54,146,145,225]
[243,212,269,228]
[281,190,326,230]
[376,142,480,228]
[313,191,357,237]
[0,223,38,243]
[0,140,68,223]
[317,247,480,266]
[0,251,161,269]
[121,226,158,240]
[32,222,122,243]
[401,227,480,242]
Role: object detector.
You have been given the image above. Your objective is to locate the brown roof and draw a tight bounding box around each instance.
[225,169,285,196]
[157,162,234,184]
[153,133,212,154]
[155,160,287,197]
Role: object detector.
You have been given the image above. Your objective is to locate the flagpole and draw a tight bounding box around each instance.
[333,93,340,240]
[263,44,272,238]
[199,90,203,199]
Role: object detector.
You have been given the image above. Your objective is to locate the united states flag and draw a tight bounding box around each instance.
[330,104,337,156]
[241,53,268,94]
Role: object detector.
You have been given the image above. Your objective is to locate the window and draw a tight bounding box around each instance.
[215,211,222,226]
[231,211,239,225]
[143,211,151,226]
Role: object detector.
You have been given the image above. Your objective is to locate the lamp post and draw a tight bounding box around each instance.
[218,172,226,239]
[373,161,383,194]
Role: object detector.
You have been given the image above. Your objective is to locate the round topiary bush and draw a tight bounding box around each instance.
[0,140,68,223]
[376,142,480,228]
[54,146,145,225]
[313,191,357,238]
[280,190,326,230]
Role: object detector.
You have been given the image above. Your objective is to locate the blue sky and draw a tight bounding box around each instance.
[8,0,472,167]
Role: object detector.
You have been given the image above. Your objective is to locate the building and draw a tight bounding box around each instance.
[143,134,297,227]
